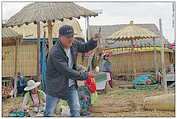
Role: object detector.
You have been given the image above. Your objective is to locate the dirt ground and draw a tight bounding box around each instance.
[89,80,175,117]
[2,80,175,117]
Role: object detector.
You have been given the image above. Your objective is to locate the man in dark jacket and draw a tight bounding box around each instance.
[44,25,100,117]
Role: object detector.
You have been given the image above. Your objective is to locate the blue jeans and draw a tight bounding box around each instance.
[44,85,80,117]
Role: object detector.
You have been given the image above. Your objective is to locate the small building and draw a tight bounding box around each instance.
[2,27,38,78]
[88,24,175,76]
[4,18,83,76]
[5,18,84,90]
[2,27,23,98]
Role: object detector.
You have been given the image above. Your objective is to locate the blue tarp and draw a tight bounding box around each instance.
[41,42,46,91]
[132,74,153,85]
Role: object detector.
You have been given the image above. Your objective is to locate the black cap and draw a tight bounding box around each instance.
[59,25,75,37]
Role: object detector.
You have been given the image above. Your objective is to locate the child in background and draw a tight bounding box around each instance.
[84,66,99,104]
[84,76,98,105]
[101,53,113,88]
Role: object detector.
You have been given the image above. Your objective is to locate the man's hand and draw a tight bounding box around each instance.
[92,33,101,41]
[88,71,97,78]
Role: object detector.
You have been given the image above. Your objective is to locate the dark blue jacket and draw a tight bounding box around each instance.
[45,39,97,99]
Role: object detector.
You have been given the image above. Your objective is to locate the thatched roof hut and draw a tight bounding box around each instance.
[2,27,22,46]
[107,21,159,41]
[88,24,174,76]
[6,2,97,27]
[89,24,169,49]
[9,18,83,39]
[2,27,22,40]
[3,18,84,79]
[2,27,37,78]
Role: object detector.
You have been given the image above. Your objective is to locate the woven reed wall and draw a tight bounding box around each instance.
[77,51,174,76]
[16,42,37,76]
[110,51,173,76]
[2,46,16,77]
[2,42,37,77]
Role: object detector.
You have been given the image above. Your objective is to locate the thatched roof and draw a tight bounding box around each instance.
[9,18,83,39]
[107,21,159,41]
[6,2,98,27]
[2,27,22,40]
[89,24,169,49]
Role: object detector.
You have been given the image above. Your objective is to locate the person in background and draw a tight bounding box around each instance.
[22,80,46,113]
[10,77,15,98]
[84,76,96,93]
[17,72,27,96]
[101,53,113,88]
[84,76,97,104]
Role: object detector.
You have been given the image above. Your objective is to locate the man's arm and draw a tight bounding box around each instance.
[51,51,88,80]
[76,39,97,53]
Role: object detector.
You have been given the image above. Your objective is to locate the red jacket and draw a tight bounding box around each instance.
[84,77,96,94]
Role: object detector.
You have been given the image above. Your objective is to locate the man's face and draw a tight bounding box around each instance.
[60,35,74,49]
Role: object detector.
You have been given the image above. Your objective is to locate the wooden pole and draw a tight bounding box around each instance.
[131,40,136,77]
[37,22,41,82]
[14,39,18,98]
[159,18,168,94]
[86,16,92,71]
[47,20,53,50]
[85,16,90,71]
[86,16,89,42]
[153,37,158,80]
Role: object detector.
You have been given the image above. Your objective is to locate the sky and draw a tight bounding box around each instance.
[2,1,175,43]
